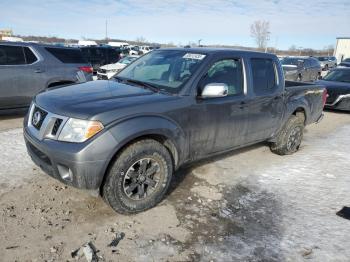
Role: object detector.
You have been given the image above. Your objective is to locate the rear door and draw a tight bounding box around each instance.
[244,57,284,142]
[18,47,46,106]
[0,45,43,108]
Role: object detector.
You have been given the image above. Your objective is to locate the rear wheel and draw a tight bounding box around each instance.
[270,115,305,155]
[102,139,173,214]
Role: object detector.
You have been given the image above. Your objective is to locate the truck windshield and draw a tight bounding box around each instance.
[323,70,350,83]
[116,50,206,94]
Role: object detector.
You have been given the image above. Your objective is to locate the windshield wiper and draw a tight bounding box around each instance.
[113,75,124,82]
[123,78,160,93]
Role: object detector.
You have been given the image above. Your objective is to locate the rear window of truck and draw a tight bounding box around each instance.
[45,47,87,64]
[251,58,277,95]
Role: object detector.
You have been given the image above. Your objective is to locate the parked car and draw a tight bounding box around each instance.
[317,67,350,111]
[281,57,322,82]
[80,46,121,74]
[138,46,153,55]
[0,42,93,110]
[97,55,139,80]
[339,58,350,67]
[24,48,326,214]
[315,56,337,71]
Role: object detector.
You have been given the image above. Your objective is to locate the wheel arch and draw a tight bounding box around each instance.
[292,107,307,124]
[98,116,187,191]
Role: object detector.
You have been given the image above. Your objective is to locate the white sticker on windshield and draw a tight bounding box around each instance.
[183,53,206,60]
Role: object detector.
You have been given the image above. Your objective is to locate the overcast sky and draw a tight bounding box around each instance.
[1,0,349,49]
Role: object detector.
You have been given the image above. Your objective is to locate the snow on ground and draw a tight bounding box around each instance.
[190,125,350,261]
[0,128,35,191]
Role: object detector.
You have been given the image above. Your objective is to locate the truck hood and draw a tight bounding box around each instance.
[316,80,350,97]
[316,80,350,90]
[35,80,175,122]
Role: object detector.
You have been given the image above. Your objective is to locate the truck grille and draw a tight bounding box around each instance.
[51,118,63,136]
[32,107,48,130]
[28,104,69,141]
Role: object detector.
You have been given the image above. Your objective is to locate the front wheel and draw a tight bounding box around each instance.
[270,115,305,155]
[102,139,173,214]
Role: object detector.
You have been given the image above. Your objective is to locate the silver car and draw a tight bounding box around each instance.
[0,42,93,110]
[315,56,337,71]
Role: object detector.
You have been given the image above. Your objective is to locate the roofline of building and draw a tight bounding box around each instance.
[336,37,350,39]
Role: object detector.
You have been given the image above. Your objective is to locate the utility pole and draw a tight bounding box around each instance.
[105,19,108,42]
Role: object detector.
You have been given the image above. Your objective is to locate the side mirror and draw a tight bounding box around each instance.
[201,83,228,98]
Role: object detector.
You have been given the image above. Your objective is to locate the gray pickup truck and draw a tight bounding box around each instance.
[24,48,326,214]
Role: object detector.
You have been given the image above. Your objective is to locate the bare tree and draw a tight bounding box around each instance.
[250,20,270,50]
[324,44,335,56]
[135,36,147,44]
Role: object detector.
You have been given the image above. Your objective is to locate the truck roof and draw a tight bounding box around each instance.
[161,47,276,57]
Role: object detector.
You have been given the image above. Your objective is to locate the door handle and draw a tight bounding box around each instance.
[34,69,44,73]
[239,101,247,109]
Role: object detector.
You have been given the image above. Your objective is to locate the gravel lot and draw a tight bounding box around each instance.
[0,110,349,261]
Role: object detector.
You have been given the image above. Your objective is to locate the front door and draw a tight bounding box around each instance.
[189,58,250,159]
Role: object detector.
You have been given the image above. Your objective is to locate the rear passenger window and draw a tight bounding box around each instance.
[251,58,277,96]
[23,47,38,64]
[45,47,87,64]
[202,59,244,96]
[0,45,26,65]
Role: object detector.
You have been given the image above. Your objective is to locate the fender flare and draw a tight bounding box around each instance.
[100,115,187,180]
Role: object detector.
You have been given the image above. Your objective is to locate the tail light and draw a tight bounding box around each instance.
[78,66,93,74]
[322,89,328,107]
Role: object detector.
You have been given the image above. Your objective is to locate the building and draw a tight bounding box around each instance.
[334,37,350,62]
[1,36,23,42]
[0,29,13,40]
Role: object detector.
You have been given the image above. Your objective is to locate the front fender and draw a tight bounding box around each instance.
[105,115,187,169]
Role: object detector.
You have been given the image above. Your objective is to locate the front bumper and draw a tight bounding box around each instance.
[325,94,350,111]
[24,126,118,190]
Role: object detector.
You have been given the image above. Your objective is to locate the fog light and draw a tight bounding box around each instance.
[57,164,73,182]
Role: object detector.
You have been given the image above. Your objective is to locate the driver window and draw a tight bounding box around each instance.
[201,59,243,96]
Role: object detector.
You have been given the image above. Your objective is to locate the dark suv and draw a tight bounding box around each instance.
[0,42,93,110]
[80,46,121,74]
[281,57,322,82]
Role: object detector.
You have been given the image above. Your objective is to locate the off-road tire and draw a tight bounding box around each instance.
[102,139,173,214]
[270,115,305,155]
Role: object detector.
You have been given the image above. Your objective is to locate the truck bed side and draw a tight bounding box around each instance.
[284,81,325,125]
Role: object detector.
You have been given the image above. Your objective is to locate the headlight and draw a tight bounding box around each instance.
[58,118,104,143]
